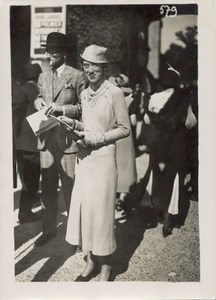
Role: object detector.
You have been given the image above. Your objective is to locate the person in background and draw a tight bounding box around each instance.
[184,81,198,201]
[109,74,137,213]
[60,44,130,281]
[133,83,145,121]
[14,63,42,223]
[12,79,28,190]
[33,32,86,247]
[143,65,197,237]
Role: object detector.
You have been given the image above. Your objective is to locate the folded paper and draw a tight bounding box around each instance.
[26,109,59,136]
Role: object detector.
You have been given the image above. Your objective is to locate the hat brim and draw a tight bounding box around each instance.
[41,43,69,49]
[120,86,133,94]
[109,76,133,94]
[24,73,40,79]
[80,54,109,64]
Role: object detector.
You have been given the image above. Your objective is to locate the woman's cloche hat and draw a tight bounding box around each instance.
[109,74,133,94]
[80,44,109,64]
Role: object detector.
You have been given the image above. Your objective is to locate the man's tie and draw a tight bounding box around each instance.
[53,69,58,80]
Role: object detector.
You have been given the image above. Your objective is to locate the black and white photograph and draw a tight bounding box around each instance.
[0,0,216,299]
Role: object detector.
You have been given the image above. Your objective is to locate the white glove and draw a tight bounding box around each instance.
[58,116,77,130]
[83,132,106,147]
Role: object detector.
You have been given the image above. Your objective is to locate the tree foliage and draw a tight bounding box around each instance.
[163,25,198,84]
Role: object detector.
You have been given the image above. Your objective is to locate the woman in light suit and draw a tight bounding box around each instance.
[60,45,130,281]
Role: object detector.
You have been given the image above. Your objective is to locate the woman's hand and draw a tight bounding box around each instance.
[58,116,76,130]
[83,132,106,147]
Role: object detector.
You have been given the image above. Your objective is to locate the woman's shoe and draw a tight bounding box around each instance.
[116,200,131,215]
[75,261,99,282]
[162,212,174,237]
[162,225,173,238]
[75,267,98,282]
[116,199,124,211]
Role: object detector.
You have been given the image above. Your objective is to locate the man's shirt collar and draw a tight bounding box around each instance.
[55,63,66,78]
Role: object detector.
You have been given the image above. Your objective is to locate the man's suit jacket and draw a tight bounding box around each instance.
[12,79,28,188]
[12,79,28,139]
[15,81,40,152]
[36,65,86,154]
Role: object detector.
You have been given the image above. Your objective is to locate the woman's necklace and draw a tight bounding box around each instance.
[86,81,106,108]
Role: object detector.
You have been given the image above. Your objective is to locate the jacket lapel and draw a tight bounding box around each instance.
[45,71,54,103]
[53,66,72,101]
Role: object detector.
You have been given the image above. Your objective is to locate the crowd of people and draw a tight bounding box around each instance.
[12,32,198,281]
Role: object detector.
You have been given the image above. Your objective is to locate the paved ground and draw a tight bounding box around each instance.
[14,150,200,282]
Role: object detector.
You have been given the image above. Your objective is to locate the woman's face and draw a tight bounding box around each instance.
[83,61,105,85]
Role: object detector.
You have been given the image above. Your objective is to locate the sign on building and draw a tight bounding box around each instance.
[31,6,66,59]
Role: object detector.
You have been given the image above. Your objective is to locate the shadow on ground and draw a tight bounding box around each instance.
[15,189,77,282]
[14,168,194,282]
[110,207,157,281]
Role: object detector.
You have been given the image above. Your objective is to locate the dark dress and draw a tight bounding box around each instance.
[146,87,190,223]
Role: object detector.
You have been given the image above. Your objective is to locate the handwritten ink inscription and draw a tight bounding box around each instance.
[160,5,177,17]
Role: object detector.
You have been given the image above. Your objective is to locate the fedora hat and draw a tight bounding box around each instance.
[80,44,109,64]
[41,32,69,50]
[23,63,42,79]
[109,74,133,94]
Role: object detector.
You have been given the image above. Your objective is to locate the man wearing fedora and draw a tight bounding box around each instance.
[14,63,42,224]
[34,32,86,247]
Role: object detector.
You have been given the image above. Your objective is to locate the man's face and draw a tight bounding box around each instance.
[83,61,105,84]
[46,47,65,68]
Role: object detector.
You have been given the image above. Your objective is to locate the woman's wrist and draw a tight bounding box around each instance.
[102,134,107,145]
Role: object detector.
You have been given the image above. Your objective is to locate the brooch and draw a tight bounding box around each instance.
[64,83,73,89]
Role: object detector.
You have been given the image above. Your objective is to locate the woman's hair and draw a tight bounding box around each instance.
[161,71,181,90]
